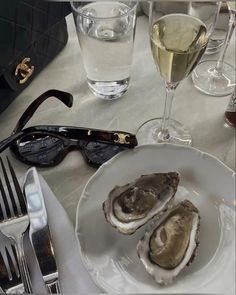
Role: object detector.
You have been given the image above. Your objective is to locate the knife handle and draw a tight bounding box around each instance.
[46,280,61,294]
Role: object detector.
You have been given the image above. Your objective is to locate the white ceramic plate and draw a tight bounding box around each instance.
[76,144,235,293]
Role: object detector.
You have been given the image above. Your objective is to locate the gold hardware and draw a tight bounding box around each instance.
[114,133,130,144]
[15,57,34,84]
[88,130,92,136]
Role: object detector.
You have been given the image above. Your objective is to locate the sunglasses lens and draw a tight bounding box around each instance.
[84,142,127,167]
[16,134,65,166]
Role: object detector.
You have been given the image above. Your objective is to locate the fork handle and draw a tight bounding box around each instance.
[15,235,33,293]
[46,280,61,294]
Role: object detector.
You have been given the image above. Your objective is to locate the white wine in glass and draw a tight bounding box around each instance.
[151,15,208,84]
[136,1,220,145]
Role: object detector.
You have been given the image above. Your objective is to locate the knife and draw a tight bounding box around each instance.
[23,167,61,293]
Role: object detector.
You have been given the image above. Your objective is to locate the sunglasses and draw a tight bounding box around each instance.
[0,90,138,168]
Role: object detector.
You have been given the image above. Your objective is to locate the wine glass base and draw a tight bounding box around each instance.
[136,118,192,146]
[192,60,236,96]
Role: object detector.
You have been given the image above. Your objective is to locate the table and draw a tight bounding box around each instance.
[0,14,235,225]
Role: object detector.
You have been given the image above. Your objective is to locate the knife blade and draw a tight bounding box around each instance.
[23,167,61,293]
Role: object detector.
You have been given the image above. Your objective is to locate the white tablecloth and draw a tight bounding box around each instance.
[0,13,235,225]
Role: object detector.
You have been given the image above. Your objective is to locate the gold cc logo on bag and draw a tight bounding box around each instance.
[15,57,34,84]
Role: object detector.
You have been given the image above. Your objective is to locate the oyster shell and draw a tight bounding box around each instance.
[103,172,179,234]
[137,200,200,285]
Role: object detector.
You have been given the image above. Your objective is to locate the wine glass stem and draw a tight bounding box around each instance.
[159,82,178,141]
[215,11,235,74]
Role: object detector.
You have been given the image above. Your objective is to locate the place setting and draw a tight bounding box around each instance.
[0,0,235,294]
[0,156,100,294]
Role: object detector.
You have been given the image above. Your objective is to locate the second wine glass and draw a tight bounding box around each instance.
[136,1,220,145]
[192,1,235,96]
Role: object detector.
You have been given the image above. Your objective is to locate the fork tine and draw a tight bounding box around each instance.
[0,175,11,219]
[0,246,22,293]
[0,157,18,217]
[6,157,26,215]
[0,245,20,283]
[6,245,20,281]
[0,247,13,281]
[6,244,20,278]
[0,201,5,220]
[0,248,9,280]
[0,246,18,281]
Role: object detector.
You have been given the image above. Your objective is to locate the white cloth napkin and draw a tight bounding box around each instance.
[0,174,100,294]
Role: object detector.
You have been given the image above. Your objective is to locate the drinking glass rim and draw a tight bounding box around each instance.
[70,1,138,20]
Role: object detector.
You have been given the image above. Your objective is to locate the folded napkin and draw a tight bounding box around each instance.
[0,174,100,294]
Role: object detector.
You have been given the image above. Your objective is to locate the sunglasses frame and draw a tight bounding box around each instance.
[0,90,138,168]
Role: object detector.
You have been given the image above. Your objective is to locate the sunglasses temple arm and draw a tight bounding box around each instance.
[67,128,138,148]
[0,132,25,154]
[12,89,73,134]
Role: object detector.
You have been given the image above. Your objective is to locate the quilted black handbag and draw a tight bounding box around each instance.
[0,0,71,114]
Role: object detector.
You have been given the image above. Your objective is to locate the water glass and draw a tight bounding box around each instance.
[71,1,137,100]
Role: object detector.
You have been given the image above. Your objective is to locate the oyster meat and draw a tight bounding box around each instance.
[103,172,179,234]
[137,200,200,285]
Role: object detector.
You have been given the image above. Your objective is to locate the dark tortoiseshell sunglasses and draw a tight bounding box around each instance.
[0,90,138,168]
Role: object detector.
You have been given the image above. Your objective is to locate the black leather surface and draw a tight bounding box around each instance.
[0,0,71,114]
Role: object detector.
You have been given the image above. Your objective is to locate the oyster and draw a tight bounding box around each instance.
[137,200,200,285]
[103,172,179,234]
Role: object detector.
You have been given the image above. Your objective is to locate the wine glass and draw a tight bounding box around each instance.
[192,1,235,96]
[136,1,220,145]
[205,2,229,55]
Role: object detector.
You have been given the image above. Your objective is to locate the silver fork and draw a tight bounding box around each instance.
[0,157,32,293]
[0,244,24,293]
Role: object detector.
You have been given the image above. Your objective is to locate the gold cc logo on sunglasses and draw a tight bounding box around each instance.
[114,133,131,145]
